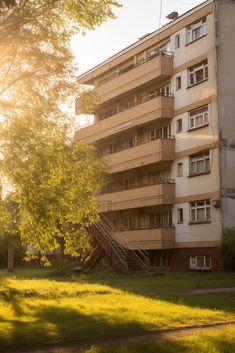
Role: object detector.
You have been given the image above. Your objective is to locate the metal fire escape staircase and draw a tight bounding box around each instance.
[87,212,150,272]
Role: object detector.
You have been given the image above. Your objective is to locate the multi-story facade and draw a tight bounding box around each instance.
[75,0,235,272]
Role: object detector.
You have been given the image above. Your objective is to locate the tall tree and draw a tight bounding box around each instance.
[0,0,120,262]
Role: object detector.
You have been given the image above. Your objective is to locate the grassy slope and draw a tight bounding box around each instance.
[0,269,235,347]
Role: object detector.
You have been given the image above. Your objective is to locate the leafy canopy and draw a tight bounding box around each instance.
[0,0,120,262]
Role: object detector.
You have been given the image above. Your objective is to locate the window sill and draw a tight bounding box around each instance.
[188,123,209,132]
[186,34,207,46]
[187,78,208,89]
[190,268,212,271]
[188,171,210,178]
[188,220,211,225]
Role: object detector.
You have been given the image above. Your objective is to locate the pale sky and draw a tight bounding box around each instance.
[71,0,207,75]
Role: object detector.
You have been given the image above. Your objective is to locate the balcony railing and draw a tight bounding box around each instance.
[76,91,174,131]
[102,135,175,157]
[98,91,174,122]
[117,224,174,232]
[100,179,175,195]
[98,50,173,87]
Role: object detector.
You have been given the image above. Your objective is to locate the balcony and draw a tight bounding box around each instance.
[112,227,175,250]
[75,93,174,143]
[106,137,175,174]
[96,181,175,212]
[95,52,173,103]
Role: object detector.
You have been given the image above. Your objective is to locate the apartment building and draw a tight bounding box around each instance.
[75,0,235,272]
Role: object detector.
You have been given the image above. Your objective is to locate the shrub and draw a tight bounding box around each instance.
[222,228,235,270]
[48,256,80,277]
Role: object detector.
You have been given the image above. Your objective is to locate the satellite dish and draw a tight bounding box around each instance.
[166,12,179,21]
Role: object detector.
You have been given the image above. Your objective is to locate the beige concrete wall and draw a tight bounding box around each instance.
[113,228,175,250]
[173,201,222,245]
[170,6,222,245]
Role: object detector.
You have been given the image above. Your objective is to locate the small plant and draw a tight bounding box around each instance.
[48,256,79,277]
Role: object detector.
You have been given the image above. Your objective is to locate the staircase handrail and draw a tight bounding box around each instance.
[99,213,150,271]
[92,220,128,270]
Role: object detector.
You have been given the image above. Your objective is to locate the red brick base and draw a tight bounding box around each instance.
[170,247,222,272]
[148,247,222,272]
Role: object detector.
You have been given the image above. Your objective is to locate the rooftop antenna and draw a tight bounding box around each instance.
[166,11,179,21]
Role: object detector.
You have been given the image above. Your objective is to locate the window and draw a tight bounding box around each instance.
[149,125,170,140]
[188,60,208,87]
[190,200,211,223]
[176,118,182,133]
[175,34,180,49]
[177,163,183,177]
[102,144,117,156]
[190,256,211,270]
[120,96,135,111]
[122,138,134,150]
[189,151,210,176]
[176,76,181,90]
[124,177,135,189]
[177,208,183,223]
[189,105,208,130]
[147,46,159,58]
[150,212,172,228]
[186,17,207,44]
[160,84,170,96]
[136,52,145,64]
[124,216,135,230]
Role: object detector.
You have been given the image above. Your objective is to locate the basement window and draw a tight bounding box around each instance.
[190,255,211,270]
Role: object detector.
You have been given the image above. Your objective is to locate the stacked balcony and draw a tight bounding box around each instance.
[76,50,175,252]
[75,93,174,143]
[96,180,175,212]
[95,52,173,103]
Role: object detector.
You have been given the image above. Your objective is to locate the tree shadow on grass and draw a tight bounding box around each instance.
[0,301,148,348]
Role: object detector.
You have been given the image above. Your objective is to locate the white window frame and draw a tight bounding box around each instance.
[190,200,211,223]
[176,118,182,133]
[190,256,211,270]
[176,76,181,90]
[186,17,207,44]
[147,46,159,58]
[189,151,210,176]
[122,138,134,150]
[188,60,208,87]
[159,84,170,96]
[177,208,183,224]
[177,163,183,177]
[149,125,170,141]
[175,34,180,49]
[189,105,208,130]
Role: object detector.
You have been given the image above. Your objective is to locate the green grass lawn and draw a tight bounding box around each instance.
[0,268,235,347]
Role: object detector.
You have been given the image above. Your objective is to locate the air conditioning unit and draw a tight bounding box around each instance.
[212,199,220,208]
